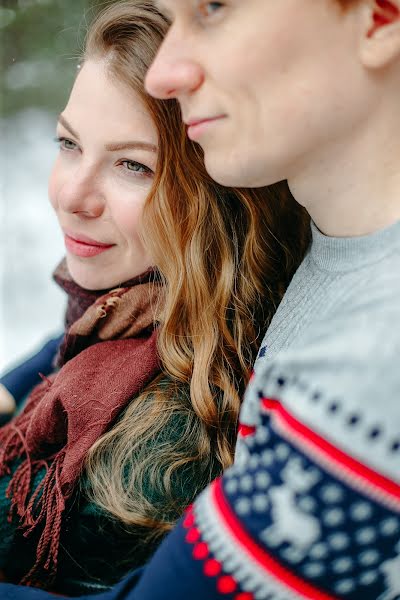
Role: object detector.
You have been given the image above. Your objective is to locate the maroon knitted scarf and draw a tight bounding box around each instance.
[0,260,162,589]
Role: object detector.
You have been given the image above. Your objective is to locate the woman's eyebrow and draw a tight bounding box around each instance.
[57,115,157,153]
[105,141,158,153]
[58,114,80,140]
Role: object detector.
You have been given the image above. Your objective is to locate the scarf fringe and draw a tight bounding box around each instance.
[0,421,66,588]
[20,457,65,588]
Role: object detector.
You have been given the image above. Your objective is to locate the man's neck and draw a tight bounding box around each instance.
[288,112,400,238]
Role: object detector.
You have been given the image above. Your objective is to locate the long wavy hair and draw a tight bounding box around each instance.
[82,0,310,548]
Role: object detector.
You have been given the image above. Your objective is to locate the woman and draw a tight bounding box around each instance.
[0,1,309,596]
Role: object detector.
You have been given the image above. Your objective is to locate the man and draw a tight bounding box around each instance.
[2,1,399,598]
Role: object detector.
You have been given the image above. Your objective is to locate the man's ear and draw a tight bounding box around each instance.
[359,0,400,68]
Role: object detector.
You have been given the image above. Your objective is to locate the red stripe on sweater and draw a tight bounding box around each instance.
[211,479,337,600]
[238,424,256,437]
[261,398,400,506]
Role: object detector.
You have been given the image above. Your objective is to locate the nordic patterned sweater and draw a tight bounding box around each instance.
[2,218,400,600]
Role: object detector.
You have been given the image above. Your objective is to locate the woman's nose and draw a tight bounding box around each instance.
[58,167,105,218]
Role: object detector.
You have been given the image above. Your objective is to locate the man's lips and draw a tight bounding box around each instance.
[64,232,115,258]
[185,115,226,141]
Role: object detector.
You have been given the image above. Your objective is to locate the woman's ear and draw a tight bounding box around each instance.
[359,0,400,68]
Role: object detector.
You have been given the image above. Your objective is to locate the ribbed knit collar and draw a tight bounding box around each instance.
[309,217,400,272]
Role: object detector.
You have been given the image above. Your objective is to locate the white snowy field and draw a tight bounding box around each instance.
[0,109,66,373]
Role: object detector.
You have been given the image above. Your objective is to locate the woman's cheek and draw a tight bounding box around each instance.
[112,189,149,240]
[48,158,64,211]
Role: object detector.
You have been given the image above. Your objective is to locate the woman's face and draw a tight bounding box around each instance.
[49,58,158,290]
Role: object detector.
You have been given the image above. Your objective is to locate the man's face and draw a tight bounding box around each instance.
[146,0,370,188]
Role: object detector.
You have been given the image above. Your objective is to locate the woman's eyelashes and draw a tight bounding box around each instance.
[119,159,154,178]
[55,136,79,152]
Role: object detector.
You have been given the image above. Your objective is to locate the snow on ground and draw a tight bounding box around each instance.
[0,109,65,373]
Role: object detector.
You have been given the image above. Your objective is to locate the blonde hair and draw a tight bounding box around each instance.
[82,0,309,551]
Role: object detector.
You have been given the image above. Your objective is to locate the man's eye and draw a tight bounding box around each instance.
[198,2,225,18]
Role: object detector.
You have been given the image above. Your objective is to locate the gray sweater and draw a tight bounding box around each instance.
[246,219,400,482]
[212,218,400,599]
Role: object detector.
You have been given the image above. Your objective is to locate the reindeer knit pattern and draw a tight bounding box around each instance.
[1,220,400,600]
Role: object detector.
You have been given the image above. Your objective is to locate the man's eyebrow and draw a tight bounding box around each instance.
[58,114,80,140]
[105,141,158,153]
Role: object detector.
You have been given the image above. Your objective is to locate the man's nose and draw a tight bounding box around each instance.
[145,32,204,100]
[58,167,105,218]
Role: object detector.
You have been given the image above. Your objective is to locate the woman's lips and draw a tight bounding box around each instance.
[64,233,115,258]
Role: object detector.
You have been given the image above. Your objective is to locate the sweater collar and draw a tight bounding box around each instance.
[309,217,400,273]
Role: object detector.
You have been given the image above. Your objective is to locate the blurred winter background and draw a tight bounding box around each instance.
[0,0,110,372]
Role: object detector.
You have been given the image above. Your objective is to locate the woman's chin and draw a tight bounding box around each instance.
[66,255,153,290]
[72,275,106,291]
[66,263,109,291]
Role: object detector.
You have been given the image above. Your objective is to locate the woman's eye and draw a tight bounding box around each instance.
[55,137,77,151]
[198,2,225,18]
[121,160,154,177]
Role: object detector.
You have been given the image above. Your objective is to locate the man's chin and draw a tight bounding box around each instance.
[204,155,280,189]
[203,155,242,187]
